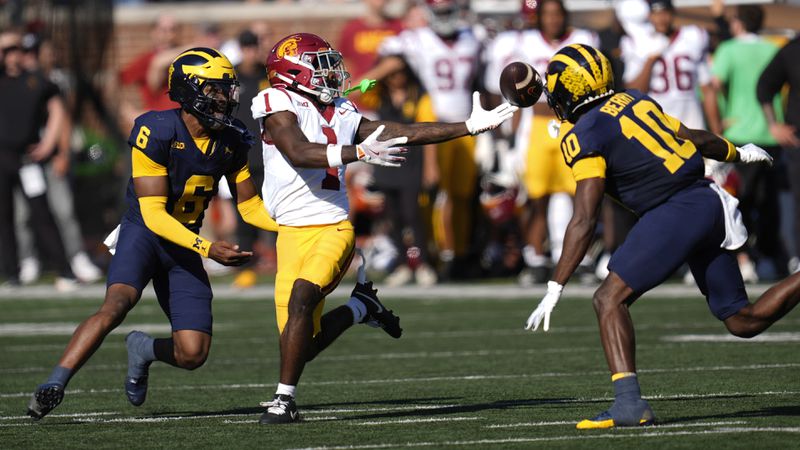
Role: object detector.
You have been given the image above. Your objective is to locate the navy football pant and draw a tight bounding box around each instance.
[106,218,213,334]
[608,182,749,320]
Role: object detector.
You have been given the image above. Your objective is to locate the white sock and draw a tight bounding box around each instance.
[276,383,296,398]
[347,297,367,324]
[439,249,455,262]
[548,192,573,263]
[522,245,548,267]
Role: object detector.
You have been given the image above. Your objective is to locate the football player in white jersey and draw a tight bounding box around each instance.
[484,0,598,285]
[364,0,481,279]
[252,33,516,424]
[621,0,721,134]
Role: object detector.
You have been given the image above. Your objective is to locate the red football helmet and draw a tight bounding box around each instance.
[266,33,350,104]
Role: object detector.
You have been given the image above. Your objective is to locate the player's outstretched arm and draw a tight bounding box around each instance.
[133,175,252,266]
[525,177,604,332]
[676,124,773,166]
[228,165,278,233]
[264,111,406,168]
[355,92,517,145]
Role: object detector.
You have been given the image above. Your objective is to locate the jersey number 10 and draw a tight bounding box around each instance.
[620,101,697,173]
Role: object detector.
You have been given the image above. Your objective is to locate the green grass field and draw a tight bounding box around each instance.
[1,288,799,449]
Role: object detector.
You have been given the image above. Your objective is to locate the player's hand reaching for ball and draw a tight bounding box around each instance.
[208,241,253,266]
[465,92,518,135]
[356,124,408,167]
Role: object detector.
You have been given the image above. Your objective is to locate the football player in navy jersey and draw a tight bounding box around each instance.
[523,44,800,429]
[27,48,279,420]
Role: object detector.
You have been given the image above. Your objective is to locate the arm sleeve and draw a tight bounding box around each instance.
[756,47,787,104]
[139,196,212,257]
[237,195,279,232]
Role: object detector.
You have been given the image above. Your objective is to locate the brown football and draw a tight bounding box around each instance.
[499,61,543,108]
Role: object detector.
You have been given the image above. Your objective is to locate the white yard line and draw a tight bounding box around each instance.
[356,417,480,426]
[3,363,799,399]
[664,332,800,343]
[0,411,119,421]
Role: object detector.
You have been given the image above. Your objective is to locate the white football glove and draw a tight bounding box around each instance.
[465,92,518,135]
[736,143,773,166]
[524,281,564,332]
[356,125,408,167]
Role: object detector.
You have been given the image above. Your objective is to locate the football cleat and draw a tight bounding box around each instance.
[259,394,300,424]
[125,375,149,407]
[27,383,64,420]
[576,408,656,430]
[351,281,402,338]
[124,331,152,407]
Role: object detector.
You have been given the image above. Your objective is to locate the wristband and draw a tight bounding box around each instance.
[326,144,343,167]
[723,139,738,162]
[546,280,564,294]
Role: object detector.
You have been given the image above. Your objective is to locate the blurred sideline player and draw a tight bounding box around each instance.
[525,44,798,429]
[253,32,515,424]
[622,0,721,133]
[27,48,279,420]
[365,0,480,279]
[485,0,598,285]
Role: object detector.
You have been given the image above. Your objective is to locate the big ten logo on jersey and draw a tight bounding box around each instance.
[434,55,475,91]
[171,141,186,150]
[650,55,695,94]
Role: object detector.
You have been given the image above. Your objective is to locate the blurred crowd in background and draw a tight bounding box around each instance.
[1,0,799,291]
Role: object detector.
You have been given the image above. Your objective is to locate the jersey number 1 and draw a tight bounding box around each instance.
[620,101,697,173]
[321,126,341,191]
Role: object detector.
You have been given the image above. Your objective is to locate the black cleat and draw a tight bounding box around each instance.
[259,394,300,424]
[27,383,64,420]
[352,282,402,338]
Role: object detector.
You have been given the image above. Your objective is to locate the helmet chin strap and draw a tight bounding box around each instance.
[317,89,334,104]
[276,73,336,104]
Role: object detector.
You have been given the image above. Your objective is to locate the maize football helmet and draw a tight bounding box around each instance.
[544,44,615,123]
[266,33,350,104]
[168,47,240,131]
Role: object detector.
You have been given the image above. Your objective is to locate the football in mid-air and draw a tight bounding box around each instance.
[499,61,543,108]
